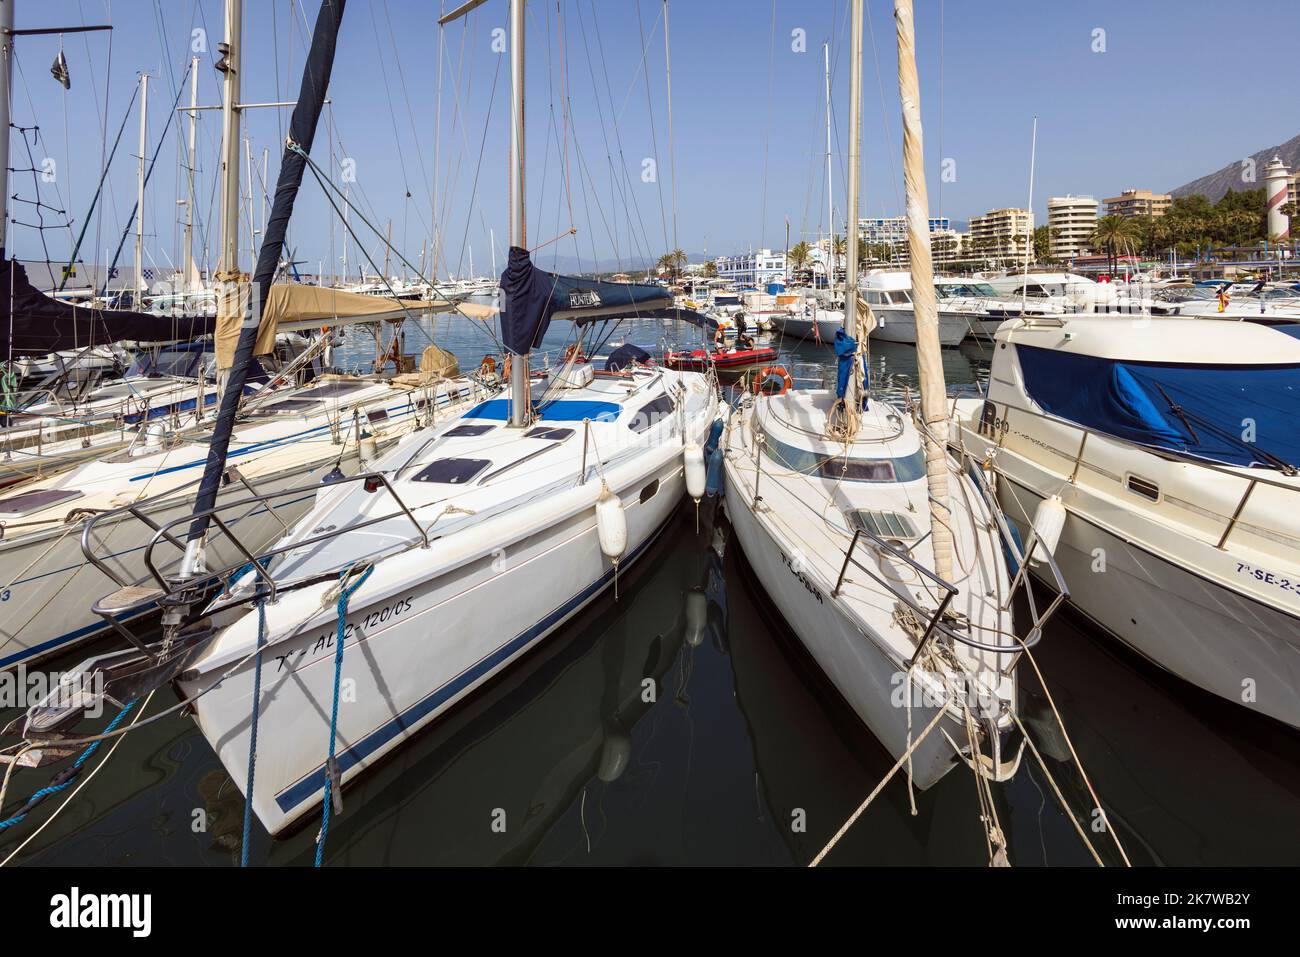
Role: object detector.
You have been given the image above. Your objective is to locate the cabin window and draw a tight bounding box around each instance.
[366,408,389,423]
[821,458,895,482]
[1125,474,1161,502]
[763,435,926,483]
[628,395,676,433]
[411,458,492,485]
[639,479,660,503]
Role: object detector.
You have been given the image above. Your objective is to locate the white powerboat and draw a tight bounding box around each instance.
[863,270,973,345]
[952,316,1300,728]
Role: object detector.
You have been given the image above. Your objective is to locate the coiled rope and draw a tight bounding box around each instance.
[315,563,374,867]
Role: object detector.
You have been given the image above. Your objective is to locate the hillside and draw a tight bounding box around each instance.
[1168,133,1300,202]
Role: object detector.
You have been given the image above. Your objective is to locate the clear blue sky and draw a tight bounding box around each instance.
[7,0,1299,279]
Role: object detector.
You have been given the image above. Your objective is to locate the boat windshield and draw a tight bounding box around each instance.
[762,433,926,483]
[1017,344,1300,470]
[938,282,999,298]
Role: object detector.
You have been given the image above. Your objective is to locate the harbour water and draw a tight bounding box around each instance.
[2,313,1297,866]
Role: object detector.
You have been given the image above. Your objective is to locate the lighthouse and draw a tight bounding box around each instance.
[1265,155,1291,240]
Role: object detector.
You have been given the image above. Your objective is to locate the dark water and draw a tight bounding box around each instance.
[2,311,1297,866]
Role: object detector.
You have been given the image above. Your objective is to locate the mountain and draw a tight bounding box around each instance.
[1168,133,1300,202]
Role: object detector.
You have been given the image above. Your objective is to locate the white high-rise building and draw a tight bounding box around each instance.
[967,207,1033,264]
[1047,195,1098,261]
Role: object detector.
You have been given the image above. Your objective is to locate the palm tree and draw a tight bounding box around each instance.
[702,260,718,279]
[787,241,811,276]
[1090,215,1139,274]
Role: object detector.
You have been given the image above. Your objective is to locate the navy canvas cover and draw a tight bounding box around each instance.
[1,255,216,358]
[1016,344,1300,470]
[604,343,651,371]
[499,247,672,355]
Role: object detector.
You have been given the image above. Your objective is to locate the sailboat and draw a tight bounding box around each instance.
[21,0,718,840]
[722,0,1055,789]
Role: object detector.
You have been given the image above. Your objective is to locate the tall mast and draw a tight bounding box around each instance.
[216,0,242,286]
[184,56,199,290]
[843,3,861,345]
[0,0,12,253]
[507,0,527,426]
[134,73,149,295]
[824,40,833,287]
[895,0,953,581]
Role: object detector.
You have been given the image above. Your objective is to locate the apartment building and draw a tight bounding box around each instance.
[1046,195,1098,260]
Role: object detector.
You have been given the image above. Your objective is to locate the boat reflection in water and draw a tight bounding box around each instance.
[715,512,1001,866]
[263,510,707,866]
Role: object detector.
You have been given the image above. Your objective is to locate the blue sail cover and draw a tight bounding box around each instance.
[1016,344,1300,469]
[499,246,672,355]
[833,328,869,409]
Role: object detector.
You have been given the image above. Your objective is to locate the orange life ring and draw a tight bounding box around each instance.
[479,354,497,375]
[753,365,792,396]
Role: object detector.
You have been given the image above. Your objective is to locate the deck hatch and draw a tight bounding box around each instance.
[524,426,574,441]
[411,458,492,485]
[295,381,369,400]
[443,423,495,438]
[845,508,919,541]
[0,487,85,519]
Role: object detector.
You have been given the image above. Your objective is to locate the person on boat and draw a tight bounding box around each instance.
[734,312,752,352]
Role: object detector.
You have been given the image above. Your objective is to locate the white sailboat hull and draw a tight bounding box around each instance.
[181,438,701,836]
[722,476,963,788]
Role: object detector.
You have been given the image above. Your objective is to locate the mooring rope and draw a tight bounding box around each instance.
[808,702,947,867]
[315,563,374,867]
[241,595,269,868]
[0,697,139,833]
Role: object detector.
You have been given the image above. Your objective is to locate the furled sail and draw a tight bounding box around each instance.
[186,0,346,549]
[499,246,673,354]
[0,256,215,357]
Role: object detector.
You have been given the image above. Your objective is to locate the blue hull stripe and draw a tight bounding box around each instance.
[274,515,668,814]
[0,601,158,670]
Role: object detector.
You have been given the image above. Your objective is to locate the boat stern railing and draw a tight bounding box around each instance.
[81,469,432,628]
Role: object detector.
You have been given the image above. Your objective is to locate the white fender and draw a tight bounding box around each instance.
[684,443,706,500]
[1029,494,1066,566]
[596,487,627,561]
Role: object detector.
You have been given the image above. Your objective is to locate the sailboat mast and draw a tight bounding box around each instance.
[217,0,242,286]
[134,73,149,295]
[0,1,11,254]
[843,2,862,345]
[184,55,199,291]
[894,0,953,581]
[824,40,833,287]
[507,0,528,427]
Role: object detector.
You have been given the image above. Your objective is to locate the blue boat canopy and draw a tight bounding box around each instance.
[1016,344,1300,470]
[499,246,673,354]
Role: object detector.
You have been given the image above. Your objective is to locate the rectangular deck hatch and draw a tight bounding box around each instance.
[0,488,85,519]
[845,508,918,541]
[411,458,492,484]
